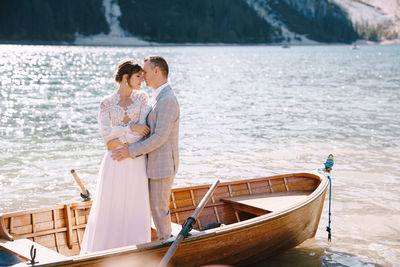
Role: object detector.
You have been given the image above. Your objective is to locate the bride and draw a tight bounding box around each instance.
[80,59,152,254]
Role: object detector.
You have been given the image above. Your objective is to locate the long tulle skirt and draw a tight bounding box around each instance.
[80,152,151,254]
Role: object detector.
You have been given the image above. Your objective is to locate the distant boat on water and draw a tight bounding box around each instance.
[350,45,360,50]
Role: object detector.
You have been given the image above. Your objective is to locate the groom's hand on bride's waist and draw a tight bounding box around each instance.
[111,144,130,161]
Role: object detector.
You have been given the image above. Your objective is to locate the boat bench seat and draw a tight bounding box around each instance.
[221,190,313,215]
[0,238,67,264]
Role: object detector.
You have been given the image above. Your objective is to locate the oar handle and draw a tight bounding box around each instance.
[70,169,90,201]
[159,179,220,267]
[71,169,87,194]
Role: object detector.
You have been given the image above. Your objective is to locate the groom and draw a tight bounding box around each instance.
[111,55,180,240]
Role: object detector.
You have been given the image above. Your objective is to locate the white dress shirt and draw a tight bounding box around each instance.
[151,82,169,104]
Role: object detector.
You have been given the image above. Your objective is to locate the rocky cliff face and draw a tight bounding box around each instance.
[245,0,399,43]
[245,0,357,43]
[333,0,400,41]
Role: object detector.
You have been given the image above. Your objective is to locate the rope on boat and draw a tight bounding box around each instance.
[324,154,334,242]
[326,174,332,242]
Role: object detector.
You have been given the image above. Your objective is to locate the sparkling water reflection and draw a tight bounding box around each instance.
[0,44,399,266]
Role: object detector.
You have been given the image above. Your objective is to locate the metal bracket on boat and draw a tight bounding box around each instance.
[27,245,38,266]
[181,217,195,238]
[80,190,91,202]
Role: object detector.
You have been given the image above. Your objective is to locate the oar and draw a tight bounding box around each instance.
[159,179,220,267]
[70,169,91,201]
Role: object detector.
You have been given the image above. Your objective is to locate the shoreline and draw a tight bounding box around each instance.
[1,39,399,48]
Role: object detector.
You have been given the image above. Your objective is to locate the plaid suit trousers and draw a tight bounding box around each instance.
[149,176,174,240]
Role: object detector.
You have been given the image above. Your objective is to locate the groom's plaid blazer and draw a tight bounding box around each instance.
[128,85,180,179]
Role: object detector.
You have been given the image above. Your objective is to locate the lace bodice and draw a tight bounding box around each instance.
[98,90,151,144]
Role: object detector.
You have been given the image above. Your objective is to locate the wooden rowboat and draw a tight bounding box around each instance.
[0,171,329,266]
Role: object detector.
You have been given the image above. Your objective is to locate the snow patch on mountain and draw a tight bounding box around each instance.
[75,0,148,46]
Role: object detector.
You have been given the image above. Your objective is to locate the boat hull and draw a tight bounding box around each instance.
[1,172,329,266]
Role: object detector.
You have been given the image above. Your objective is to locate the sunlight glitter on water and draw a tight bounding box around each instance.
[0,44,399,266]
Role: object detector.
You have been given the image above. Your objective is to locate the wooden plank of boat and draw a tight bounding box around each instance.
[1,171,329,266]
[221,190,313,215]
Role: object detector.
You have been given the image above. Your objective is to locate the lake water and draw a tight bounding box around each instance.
[0,44,399,266]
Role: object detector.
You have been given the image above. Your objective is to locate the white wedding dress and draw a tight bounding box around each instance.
[80,90,152,254]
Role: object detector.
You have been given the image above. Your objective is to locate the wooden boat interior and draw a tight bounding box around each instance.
[0,173,321,261]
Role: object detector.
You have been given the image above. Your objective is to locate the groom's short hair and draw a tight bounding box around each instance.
[143,56,169,78]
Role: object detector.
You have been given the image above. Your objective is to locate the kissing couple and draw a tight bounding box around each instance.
[80,56,180,254]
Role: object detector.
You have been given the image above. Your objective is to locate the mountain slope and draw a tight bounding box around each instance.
[0,0,109,42]
[0,0,397,44]
[245,0,358,43]
[117,0,277,43]
[333,0,400,41]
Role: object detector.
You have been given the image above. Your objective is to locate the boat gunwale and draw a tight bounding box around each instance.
[1,171,325,220]
[0,201,92,219]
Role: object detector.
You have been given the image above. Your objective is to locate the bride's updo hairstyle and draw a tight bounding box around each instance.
[114,59,142,84]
